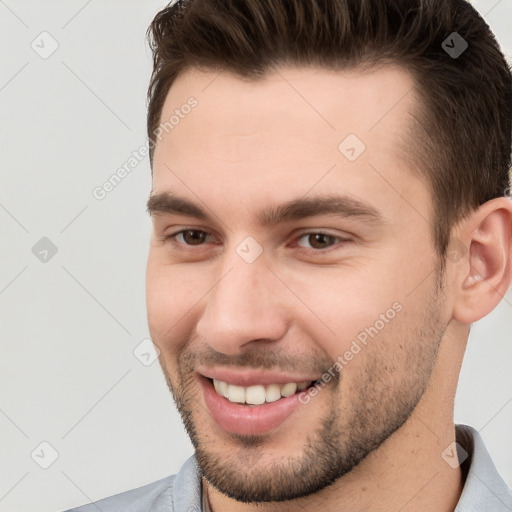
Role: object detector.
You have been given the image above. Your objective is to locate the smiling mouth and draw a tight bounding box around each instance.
[209,377,321,406]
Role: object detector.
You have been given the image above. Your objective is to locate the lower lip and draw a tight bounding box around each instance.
[200,377,305,436]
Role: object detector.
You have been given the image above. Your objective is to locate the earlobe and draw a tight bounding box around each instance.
[452,197,512,324]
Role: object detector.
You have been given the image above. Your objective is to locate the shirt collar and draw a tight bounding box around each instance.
[455,424,512,511]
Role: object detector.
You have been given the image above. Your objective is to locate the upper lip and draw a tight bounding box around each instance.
[198,367,320,387]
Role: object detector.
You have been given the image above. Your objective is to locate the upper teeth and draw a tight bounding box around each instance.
[213,379,310,405]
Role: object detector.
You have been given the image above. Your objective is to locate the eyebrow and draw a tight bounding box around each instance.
[146,191,386,228]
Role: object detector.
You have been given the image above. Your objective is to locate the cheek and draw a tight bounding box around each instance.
[286,267,402,359]
[146,258,191,348]
[147,255,200,316]
[146,255,218,355]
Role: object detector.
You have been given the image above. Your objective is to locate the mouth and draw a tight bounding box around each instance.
[199,374,323,436]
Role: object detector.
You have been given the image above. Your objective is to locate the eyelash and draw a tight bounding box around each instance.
[163,229,349,253]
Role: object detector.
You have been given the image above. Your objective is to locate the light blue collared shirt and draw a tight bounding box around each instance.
[62,425,512,511]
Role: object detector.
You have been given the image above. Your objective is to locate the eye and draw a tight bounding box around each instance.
[162,229,348,252]
[295,232,347,250]
[167,229,215,246]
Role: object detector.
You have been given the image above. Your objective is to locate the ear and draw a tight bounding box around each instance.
[452,196,512,324]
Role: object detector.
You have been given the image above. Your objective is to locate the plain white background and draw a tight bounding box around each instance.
[0,1,511,511]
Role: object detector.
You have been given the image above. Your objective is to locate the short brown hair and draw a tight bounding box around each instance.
[146,0,511,260]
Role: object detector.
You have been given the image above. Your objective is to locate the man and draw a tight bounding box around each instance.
[64,0,512,510]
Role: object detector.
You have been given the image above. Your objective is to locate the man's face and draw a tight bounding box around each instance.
[146,65,450,501]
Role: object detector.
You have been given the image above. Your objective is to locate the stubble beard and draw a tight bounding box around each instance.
[160,278,447,503]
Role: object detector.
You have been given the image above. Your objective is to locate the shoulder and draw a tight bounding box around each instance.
[60,473,176,512]
[59,455,201,512]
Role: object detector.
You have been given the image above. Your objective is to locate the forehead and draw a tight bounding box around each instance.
[158,64,416,132]
[151,65,429,232]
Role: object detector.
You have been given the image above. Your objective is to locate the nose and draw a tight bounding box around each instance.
[195,254,289,355]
